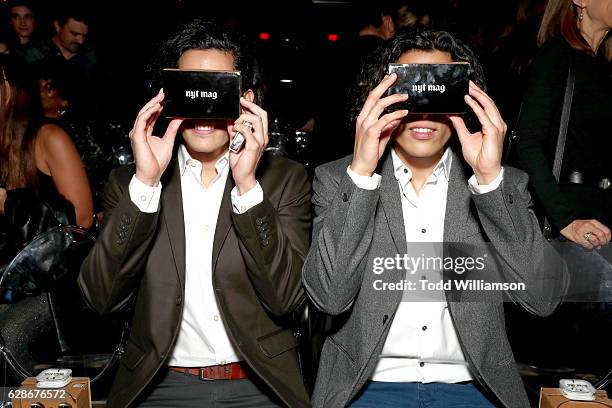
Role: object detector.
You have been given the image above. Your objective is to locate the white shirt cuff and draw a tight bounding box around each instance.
[231,182,264,214]
[128,175,162,213]
[468,167,504,195]
[346,166,382,190]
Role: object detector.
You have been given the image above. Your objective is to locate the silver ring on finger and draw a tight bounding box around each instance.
[584,231,593,242]
[242,120,254,131]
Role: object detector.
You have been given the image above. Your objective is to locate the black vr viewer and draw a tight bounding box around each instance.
[386,63,470,114]
[162,69,242,120]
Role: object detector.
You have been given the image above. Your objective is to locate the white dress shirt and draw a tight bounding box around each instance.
[347,147,504,383]
[128,144,264,367]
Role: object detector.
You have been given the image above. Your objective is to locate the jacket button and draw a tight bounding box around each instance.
[508,194,514,204]
[419,362,425,367]
[259,231,269,240]
[176,296,182,305]
[342,193,348,202]
[255,217,264,226]
[261,239,269,247]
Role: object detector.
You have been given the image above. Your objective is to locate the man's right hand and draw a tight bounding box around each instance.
[129,90,184,187]
[560,219,612,249]
[350,73,409,177]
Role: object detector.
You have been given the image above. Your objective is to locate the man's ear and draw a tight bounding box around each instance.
[242,89,255,103]
[53,20,61,34]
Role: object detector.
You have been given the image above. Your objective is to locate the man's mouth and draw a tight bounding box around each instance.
[192,121,216,134]
[410,127,436,140]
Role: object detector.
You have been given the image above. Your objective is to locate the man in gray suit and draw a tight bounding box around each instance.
[303,29,569,408]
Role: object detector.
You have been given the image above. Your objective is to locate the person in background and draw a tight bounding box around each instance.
[0,0,37,56]
[22,1,97,121]
[516,0,611,248]
[33,59,107,215]
[0,55,93,228]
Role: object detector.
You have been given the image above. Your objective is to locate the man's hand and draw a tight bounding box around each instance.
[229,97,269,195]
[129,89,184,187]
[0,187,6,215]
[350,73,409,177]
[449,81,507,185]
[561,219,612,249]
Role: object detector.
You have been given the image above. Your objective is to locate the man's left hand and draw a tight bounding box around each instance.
[229,97,269,195]
[449,81,507,185]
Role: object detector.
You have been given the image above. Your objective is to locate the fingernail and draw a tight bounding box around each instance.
[159,88,163,94]
[389,73,397,78]
[402,93,409,98]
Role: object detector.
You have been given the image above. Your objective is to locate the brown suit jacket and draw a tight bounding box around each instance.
[78,152,311,408]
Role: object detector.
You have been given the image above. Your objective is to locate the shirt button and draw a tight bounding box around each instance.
[140,195,147,202]
[422,326,427,331]
[204,225,210,231]
[421,228,426,234]
[213,315,220,322]
[403,168,408,174]
[190,161,197,168]
[419,362,425,367]
[240,205,246,212]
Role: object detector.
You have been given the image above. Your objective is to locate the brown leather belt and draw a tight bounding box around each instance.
[169,362,248,380]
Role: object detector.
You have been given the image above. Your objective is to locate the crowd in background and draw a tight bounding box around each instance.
[0,0,573,214]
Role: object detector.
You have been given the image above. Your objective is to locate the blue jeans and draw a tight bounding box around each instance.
[349,381,497,408]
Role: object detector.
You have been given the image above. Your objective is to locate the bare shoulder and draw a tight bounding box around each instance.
[37,123,71,142]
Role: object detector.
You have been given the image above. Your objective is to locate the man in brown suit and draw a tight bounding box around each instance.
[78,19,310,408]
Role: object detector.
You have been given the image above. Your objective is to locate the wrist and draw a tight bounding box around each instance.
[234,176,257,195]
[474,166,502,185]
[350,161,374,178]
[135,172,160,187]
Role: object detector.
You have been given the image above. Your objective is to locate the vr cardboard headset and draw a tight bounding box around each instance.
[386,62,470,114]
[162,68,241,119]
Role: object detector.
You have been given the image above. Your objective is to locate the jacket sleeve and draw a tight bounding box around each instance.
[516,39,577,230]
[472,167,570,317]
[230,162,311,317]
[302,163,380,316]
[78,167,159,315]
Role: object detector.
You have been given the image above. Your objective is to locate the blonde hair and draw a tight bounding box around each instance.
[538,0,612,60]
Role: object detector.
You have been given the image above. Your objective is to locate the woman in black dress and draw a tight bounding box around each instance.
[516,0,611,249]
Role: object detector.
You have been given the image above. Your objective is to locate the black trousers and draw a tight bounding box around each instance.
[135,368,283,407]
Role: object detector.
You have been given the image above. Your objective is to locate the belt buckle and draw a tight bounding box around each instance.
[198,367,215,381]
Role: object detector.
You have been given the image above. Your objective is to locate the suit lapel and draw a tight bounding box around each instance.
[212,173,235,272]
[379,152,407,254]
[162,158,186,288]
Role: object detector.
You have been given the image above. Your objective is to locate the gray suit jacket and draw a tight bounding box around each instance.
[302,151,569,408]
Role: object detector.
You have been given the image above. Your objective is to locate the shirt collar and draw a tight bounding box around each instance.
[178,144,229,177]
[391,147,452,183]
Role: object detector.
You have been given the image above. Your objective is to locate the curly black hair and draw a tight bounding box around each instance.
[347,28,487,131]
[145,18,262,104]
